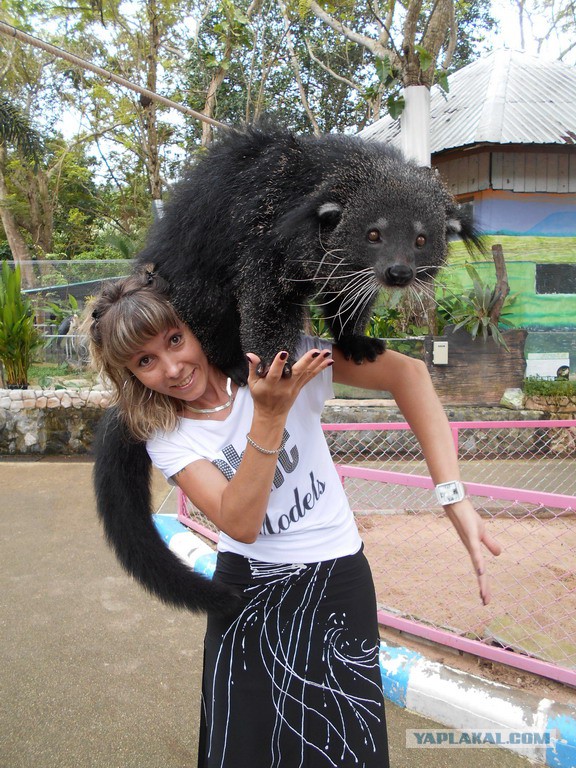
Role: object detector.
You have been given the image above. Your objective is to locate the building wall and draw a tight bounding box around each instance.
[437,149,576,195]
[470,189,576,235]
[447,261,576,330]
[435,148,576,236]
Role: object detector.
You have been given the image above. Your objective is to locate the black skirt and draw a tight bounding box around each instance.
[198,547,389,768]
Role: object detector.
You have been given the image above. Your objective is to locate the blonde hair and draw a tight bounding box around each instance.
[85,270,185,440]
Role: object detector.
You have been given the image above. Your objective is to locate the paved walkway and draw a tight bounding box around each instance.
[1,458,537,767]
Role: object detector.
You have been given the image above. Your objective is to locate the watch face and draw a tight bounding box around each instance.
[436,482,465,505]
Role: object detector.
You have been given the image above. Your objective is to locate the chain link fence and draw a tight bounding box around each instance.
[178,419,576,682]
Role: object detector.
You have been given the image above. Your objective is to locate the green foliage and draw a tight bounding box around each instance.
[27,362,95,389]
[0,96,43,162]
[0,262,43,388]
[41,293,79,327]
[306,304,333,339]
[436,265,517,348]
[522,376,576,397]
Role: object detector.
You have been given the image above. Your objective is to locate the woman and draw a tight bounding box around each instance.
[88,271,501,768]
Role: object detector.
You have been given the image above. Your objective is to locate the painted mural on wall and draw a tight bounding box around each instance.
[473,191,576,237]
[444,259,576,331]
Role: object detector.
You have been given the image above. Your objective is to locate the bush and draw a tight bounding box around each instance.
[523,376,576,397]
[0,262,43,388]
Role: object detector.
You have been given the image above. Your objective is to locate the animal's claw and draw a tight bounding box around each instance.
[225,358,249,386]
[336,335,386,364]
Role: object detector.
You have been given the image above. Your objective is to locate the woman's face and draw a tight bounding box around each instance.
[125,324,210,402]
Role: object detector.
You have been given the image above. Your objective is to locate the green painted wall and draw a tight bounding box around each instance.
[442,260,576,330]
[446,236,576,330]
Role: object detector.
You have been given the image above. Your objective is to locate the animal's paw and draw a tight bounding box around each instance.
[336,335,386,364]
[255,360,293,378]
[225,358,250,386]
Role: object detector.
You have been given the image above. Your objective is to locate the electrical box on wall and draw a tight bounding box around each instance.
[433,341,449,365]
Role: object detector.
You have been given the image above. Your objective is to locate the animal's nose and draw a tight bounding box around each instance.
[384,264,414,286]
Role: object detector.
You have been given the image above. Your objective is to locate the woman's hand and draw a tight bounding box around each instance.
[332,346,503,605]
[246,348,333,420]
[174,346,335,543]
[443,498,502,605]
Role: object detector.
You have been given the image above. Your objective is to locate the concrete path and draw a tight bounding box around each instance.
[1,458,537,767]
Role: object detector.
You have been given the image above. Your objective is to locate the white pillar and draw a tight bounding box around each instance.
[400,85,431,167]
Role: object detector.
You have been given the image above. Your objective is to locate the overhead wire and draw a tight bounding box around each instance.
[0,21,229,131]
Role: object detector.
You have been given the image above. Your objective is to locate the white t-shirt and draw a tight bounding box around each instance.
[147,336,362,564]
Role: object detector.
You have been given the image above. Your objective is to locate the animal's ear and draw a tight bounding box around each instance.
[316,202,343,229]
[275,198,343,239]
[446,202,486,256]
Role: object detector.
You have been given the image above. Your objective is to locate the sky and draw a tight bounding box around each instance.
[490,0,575,65]
[54,0,574,150]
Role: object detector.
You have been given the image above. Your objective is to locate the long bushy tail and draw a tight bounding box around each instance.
[93,407,241,614]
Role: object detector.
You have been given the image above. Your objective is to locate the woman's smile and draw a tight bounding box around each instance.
[172,371,195,391]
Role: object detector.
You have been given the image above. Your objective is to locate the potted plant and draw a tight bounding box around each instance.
[424,247,528,406]
[437,263,518,349]
[0,261,43,389]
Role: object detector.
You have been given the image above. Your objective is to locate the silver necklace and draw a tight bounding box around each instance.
[183,377,233,414]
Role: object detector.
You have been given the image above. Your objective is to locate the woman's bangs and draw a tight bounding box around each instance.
[107,296,180,365]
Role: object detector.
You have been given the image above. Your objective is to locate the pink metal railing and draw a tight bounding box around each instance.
[177,419,576,686]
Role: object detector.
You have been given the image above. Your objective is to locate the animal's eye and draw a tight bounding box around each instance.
[415,234,426,248]
[367,229,381,243]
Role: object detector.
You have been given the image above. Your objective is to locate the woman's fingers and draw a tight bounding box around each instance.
[482,529,502,557]
[445,501,502,606]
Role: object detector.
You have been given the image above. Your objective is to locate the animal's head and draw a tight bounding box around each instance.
[276,152,483,292]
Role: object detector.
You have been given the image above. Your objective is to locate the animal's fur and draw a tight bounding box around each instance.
[93,408,242,614]
[94,124,481,614]
[136,124,480,382]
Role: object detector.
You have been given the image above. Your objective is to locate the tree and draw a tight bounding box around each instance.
[0,97,43,285]
[506,0,576,61]
[301,0,495,163]
[0,96,43,161]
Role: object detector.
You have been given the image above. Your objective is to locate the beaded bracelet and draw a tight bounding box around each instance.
[246,433,283,455]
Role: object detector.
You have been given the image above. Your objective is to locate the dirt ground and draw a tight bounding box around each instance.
[359,514,576,707]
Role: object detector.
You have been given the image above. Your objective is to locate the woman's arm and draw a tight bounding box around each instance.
[173,347,334,544]
[332,347,502,605]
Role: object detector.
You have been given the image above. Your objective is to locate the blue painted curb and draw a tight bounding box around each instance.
[153,514,576,767]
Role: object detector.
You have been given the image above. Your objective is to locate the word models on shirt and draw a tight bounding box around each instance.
[261,471,326,536]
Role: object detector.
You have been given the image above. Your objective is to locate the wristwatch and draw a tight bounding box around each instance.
[435,481,467,506]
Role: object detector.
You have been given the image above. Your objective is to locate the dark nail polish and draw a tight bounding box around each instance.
[279,351,288,360]
[311,351,320,359]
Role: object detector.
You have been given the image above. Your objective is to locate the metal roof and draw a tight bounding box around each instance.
[359,49,576,153]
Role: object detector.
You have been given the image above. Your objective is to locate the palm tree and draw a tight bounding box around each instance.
[0,97,43,284]
[0,95,42,162]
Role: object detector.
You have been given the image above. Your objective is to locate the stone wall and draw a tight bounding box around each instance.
[0,387,551,456]
[0,387,111,455]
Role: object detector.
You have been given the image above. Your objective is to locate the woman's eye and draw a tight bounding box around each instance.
[138,356,152,367]
[367,229,381,243]
[415,234,426,248]
[170,333,183,346]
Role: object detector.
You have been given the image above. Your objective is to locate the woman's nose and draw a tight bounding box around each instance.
[165,357,183,378]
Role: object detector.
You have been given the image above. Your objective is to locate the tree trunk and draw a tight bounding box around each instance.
[489,243,511,325]
[201,44,231,147]
[142,0,162,200]
[26,167,52,255]
[0,147,34,287]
